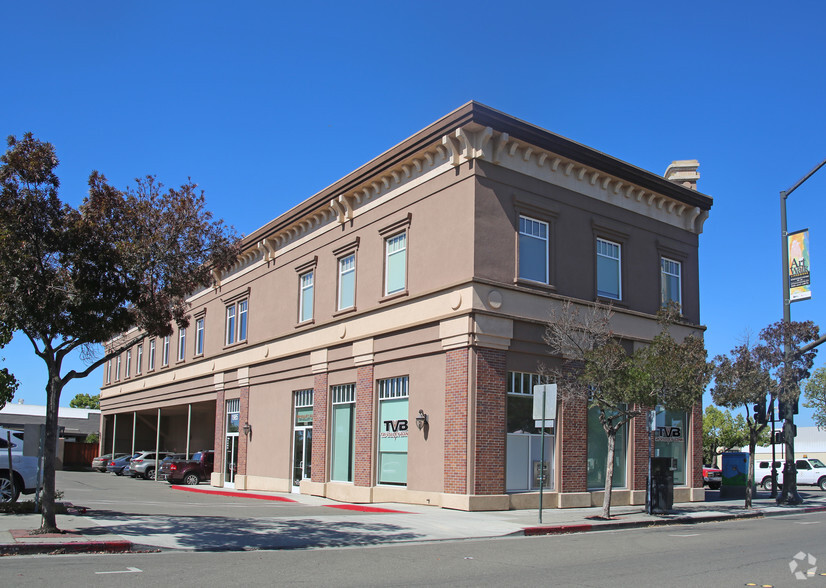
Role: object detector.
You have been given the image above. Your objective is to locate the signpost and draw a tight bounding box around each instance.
[533,384,557,524]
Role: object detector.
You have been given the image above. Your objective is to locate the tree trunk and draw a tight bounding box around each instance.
[41,369,63,532]
[602,428,616,519]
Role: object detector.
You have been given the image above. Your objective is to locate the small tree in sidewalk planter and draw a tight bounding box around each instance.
[544,301,710,519]
[711,341,775,508]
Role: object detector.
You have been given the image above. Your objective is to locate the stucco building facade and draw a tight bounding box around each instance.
[99,103,713,510]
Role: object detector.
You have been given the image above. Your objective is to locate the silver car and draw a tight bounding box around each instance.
[128,451,172,480]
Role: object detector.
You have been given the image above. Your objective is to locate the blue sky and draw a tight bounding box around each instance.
[2,1,825,425]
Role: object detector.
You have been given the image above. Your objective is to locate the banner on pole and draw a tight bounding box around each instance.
[788,229,811,302]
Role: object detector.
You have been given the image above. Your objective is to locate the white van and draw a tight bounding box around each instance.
[0,427,39,503]
[756,457,826,492]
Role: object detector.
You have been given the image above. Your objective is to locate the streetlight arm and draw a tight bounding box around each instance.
[784,157,826,199]
[797,334,826,356]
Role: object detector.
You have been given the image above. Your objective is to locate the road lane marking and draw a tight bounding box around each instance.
[669,533,700,537]
[795,521,821,525]
[95,567,142,575]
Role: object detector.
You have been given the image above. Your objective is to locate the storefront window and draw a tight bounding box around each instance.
[654,409,687,485]
[506,371,554,492]
[587,405,627,489]
[330,384,355,482]
[377,376,409,486]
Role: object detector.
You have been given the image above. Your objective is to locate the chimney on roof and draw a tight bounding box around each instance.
[664,160,700,190]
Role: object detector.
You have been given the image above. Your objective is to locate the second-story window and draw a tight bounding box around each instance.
[596,238,621,300]
[518,215,549,284]
[384,232,407,296]
[299,271,314,322]
[661,257,682,308]
[162,335,170,367]
[115,355,121,381]
[226,299,248,345]
[177,328,186,362]
[149,339,156,371]
[106,359,112,384]
[338,254,356,311]
[125,349,132,378]
[195,318,205,355]
[136,344,143,375]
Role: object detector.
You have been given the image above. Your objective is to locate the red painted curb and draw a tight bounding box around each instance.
[0,540,133,556]
[324,504,411,513]
[524,524,593,536]
[170,486,297,502]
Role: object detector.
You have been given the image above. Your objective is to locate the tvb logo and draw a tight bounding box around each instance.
[384,419,409,432]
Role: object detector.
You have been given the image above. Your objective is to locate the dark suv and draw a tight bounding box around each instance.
[159,450,215,485]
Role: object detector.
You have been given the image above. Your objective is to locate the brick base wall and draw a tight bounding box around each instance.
[559,394,587,493]
[444,348,469,494]
[632,404,651,491]
[474,348,506,495]
[238,386,249,476]
[311,372,328,483]
[691,402,703,487]
[213,389,225,475]
[355,365,375,487]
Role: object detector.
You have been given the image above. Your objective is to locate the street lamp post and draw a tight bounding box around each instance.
[778,157,826,505]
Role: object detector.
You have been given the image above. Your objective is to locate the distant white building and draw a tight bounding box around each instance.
[745,426,826,463]
[0,401,100,442]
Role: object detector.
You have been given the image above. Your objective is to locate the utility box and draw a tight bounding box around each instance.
[650,456,674,513]
[720,451,750,500]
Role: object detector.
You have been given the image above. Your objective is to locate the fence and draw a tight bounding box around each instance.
[62,442,99,468]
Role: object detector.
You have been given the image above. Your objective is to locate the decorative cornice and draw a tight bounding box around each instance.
[214,104,712,284]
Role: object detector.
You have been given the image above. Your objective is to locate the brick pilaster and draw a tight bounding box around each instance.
[444,348,469,494]
[632,404,651,491]
[558,394,587,492]
[311,372,328,483]
[237,386,250,476]
[691,402,703,487]
[213,389,225,476]
[474,348,506,495]
[354,365,375,487]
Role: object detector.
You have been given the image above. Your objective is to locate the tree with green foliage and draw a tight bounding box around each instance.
[756,320,820,505]
[803,366,826,431]
[0,322,18,409]
[69,393,100,410]
[0,134,239,528]
[702,405,750,467]
[545,301,711,518]
[712,341,774,508]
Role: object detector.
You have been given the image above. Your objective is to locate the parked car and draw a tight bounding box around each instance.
[92,453,128,472]
[107,453,139,475]
[703,465,722,490]
[756,458,826,491]
[128,451,173,480]
[0,427,39,503]
[159,450,214,485]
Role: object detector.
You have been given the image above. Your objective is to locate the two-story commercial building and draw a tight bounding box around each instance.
[100,102,712,510]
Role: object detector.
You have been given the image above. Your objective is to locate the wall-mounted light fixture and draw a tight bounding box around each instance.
[243,421,252,436]
[415,410,428,431]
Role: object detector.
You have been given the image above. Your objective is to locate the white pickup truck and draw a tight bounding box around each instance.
[0,427,39,503]
[756,457,826,492]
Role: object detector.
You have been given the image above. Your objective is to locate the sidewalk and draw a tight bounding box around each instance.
[2,488,825,556]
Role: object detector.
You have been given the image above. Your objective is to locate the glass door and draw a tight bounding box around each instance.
[292,390,314,493]
[292,427,312,491]
[225,399,240,488]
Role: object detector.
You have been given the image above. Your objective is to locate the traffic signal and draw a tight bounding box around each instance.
[754,399,767,424]
[778,398,799,417]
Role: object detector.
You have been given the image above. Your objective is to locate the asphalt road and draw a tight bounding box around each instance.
[5,509,826,586]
